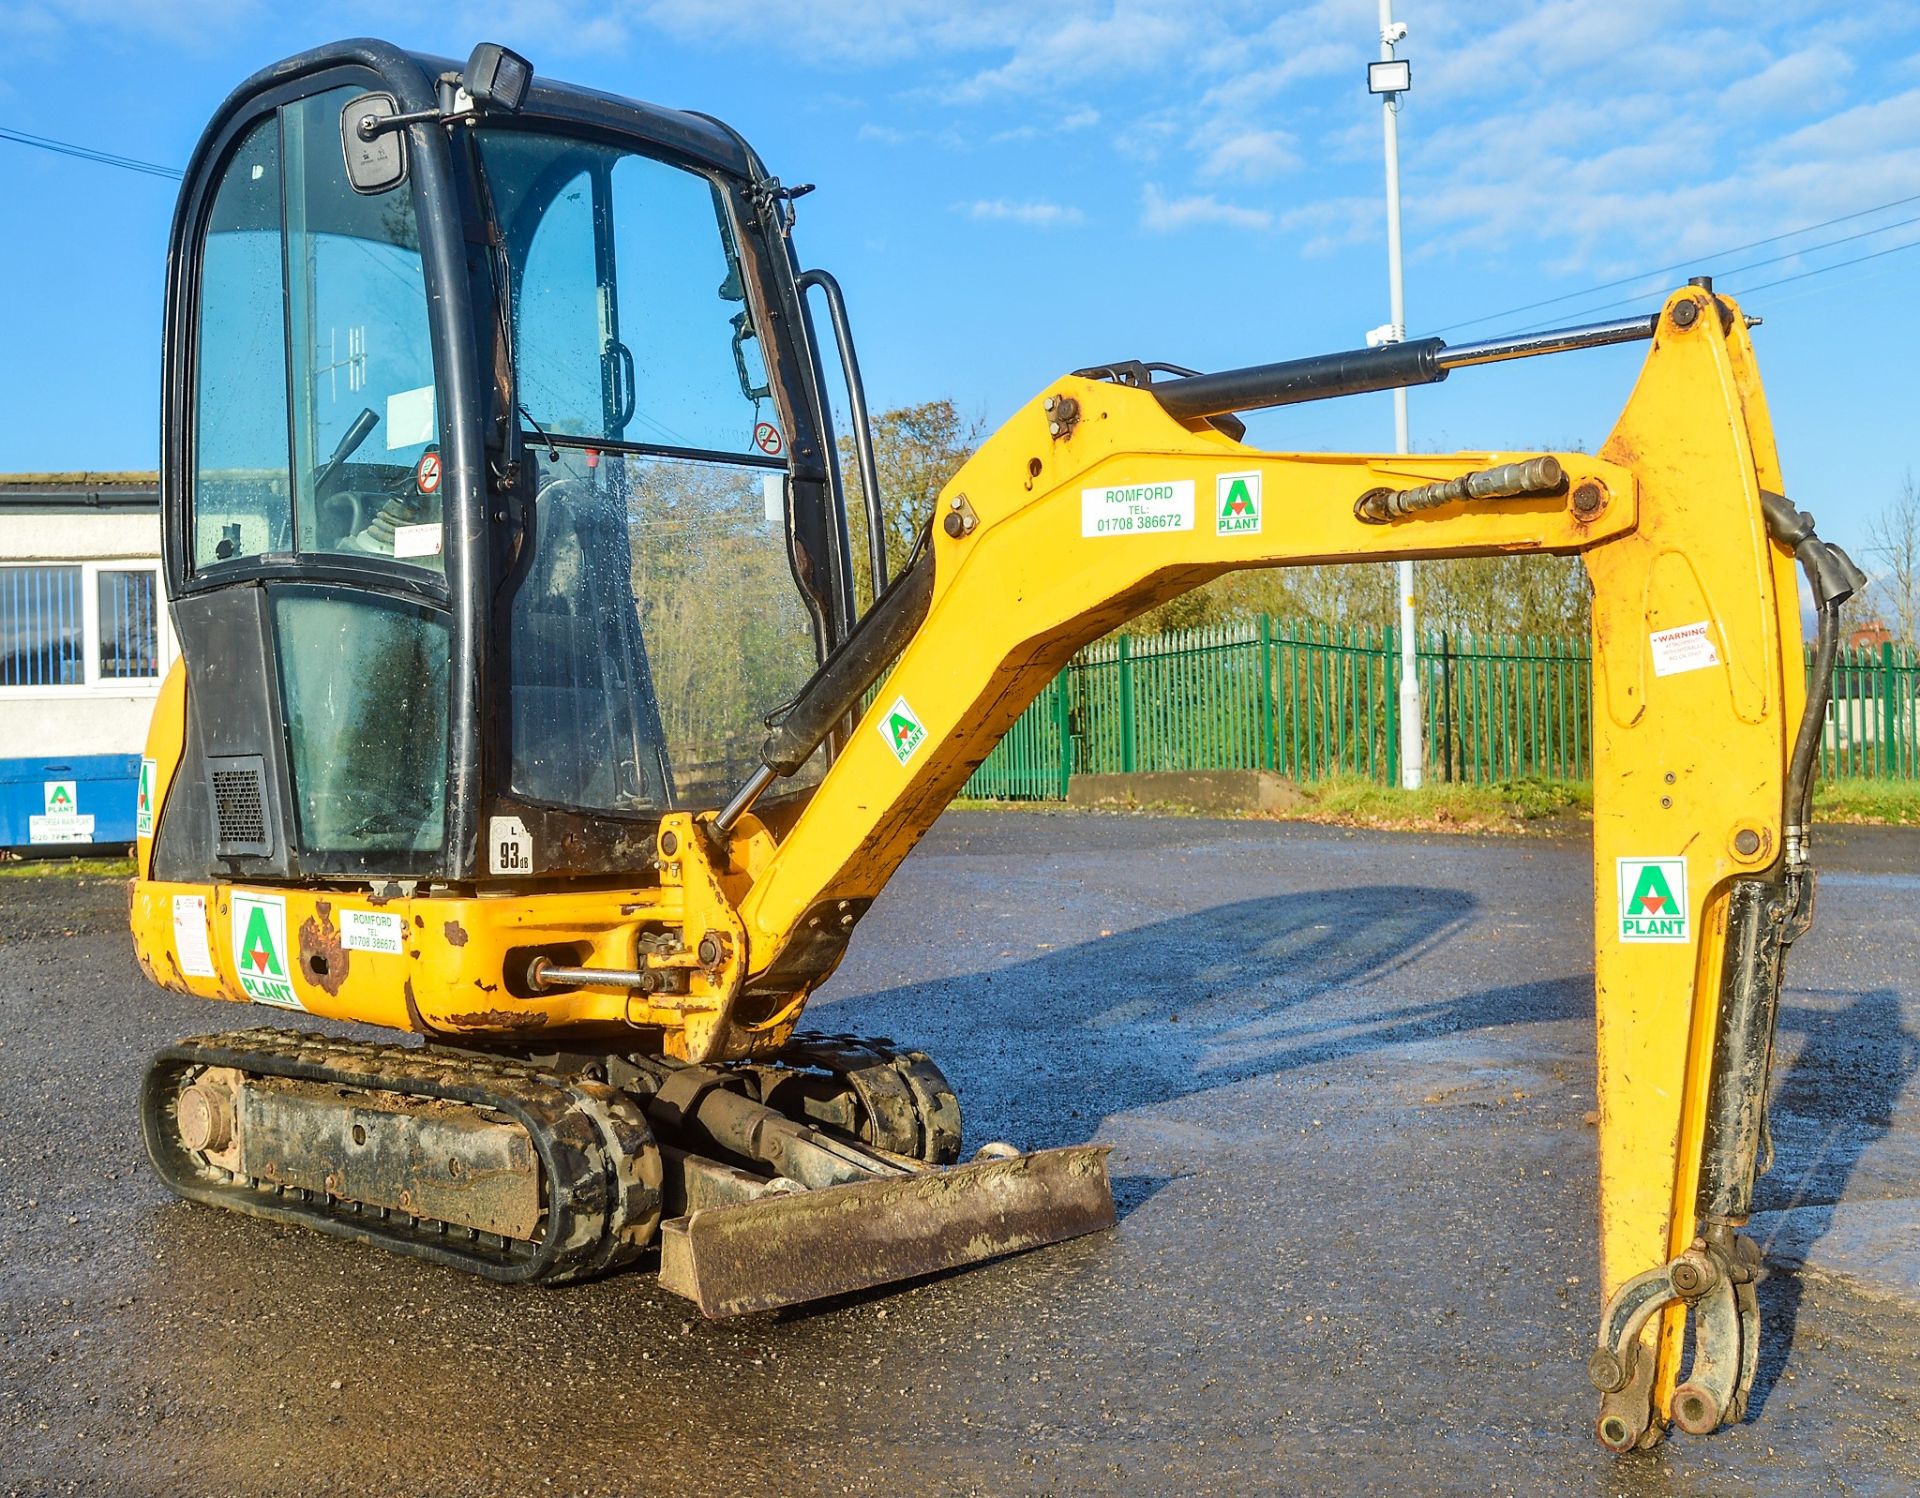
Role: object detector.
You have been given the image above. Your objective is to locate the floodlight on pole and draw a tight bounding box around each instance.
[1373,0,1423,790]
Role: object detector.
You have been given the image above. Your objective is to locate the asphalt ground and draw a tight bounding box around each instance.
[2,813,1918,1496]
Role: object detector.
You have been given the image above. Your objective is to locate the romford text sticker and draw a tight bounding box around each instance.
[1216,472,1262,536]
[1649,621,1720,678]
[1617,857,1689,943]
[1082,480,1195,537]
[879,695,928,765]
[231,891,303,1008]
[341,909,406,955]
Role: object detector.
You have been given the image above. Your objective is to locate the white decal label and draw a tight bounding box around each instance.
[878,695,928,766]
[1081,480,1195,538]
[1617,857,1690,944]
[29,814,94,844]
[1215,472,1262,535]
[1649,621,1720,678]
[231,891,302,1009]
[172,894,216,978]
[341,909,406,955]
[490,815,534,875]
[136,758,157,837]
[385,383,438,449]
[393,522,443,559]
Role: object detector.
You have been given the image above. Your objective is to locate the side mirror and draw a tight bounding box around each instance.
[340,93,407,195]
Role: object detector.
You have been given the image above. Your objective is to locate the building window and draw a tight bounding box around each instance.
[98,569,161,680]
[0,562,170,694]
[0,565,84,686]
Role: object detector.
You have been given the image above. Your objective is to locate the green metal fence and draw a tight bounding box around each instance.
[958,621,1920,799]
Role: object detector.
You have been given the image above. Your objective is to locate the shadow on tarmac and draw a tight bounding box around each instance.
[832,883,1589,1158]
[1745,986,1920,1418]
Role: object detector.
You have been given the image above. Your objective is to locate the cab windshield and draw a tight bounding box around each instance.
[475,128,822,813]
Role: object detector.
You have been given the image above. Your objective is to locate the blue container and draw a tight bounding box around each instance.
[0,753,141,850]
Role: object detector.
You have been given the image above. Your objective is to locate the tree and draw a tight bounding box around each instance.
[842,399,985,603]
[1866,472,1920,647]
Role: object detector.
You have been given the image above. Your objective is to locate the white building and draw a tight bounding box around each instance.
[0,473,175,848]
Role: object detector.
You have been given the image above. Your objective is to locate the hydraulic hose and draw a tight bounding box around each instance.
[1759,489,1868,867]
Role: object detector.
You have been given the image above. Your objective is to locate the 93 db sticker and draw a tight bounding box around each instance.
[1082,480,1194,537]
[490,816,534,875]
[878,695,928,766]
[231,891,303,1009]
[1617,857,1689,943]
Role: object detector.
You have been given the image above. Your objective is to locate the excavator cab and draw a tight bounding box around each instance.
[156,40,862,891]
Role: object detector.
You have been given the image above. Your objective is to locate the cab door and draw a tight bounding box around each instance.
[156,78,456,883]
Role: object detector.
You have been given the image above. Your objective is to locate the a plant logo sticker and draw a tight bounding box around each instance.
[44,781,75,816]
[1216,472,1262,536]
[231,892,303,1009]
[136,759,156,837]
[879,695,928,766]
[1617,857,1689,943]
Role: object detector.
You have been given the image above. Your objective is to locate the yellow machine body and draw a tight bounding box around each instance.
[134,285,1811,1441]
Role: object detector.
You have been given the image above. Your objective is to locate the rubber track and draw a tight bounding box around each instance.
[141,1030,663,1285]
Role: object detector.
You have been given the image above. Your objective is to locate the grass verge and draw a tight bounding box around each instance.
[1812,777,1920,826]
[959,774,1920,832]
[0,854,135,879]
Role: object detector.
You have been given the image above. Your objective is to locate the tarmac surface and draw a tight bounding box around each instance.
[3,812,1919,1496]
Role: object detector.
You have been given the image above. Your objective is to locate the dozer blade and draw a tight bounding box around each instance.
[658,1144,1115,1317]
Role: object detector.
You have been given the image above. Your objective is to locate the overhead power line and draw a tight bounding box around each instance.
[0,125,182,180]
[1500,213,1920,333]
[1435,190,1920,336]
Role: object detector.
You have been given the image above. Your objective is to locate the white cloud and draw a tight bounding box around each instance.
[1141,183,1271,232]
[960,198,1086,228]
[1200,129,1300,182]
[1722,44,1855,117]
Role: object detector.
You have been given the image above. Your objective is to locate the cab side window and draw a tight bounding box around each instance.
[190,90,444,576]
[194,119,293,569]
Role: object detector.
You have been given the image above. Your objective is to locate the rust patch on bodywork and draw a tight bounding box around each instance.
[443,1007,549,1031]
[297,900,349,997]
[402,977,446,1036]
[443,919,469,947]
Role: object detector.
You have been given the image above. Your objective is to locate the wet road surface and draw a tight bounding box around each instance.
[3,813,1919,1495]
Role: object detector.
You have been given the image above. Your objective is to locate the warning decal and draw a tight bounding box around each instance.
[754,421,784,457]
[1649,621,1720,678]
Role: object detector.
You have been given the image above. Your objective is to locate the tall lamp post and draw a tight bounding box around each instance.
[1368,3,1422,789]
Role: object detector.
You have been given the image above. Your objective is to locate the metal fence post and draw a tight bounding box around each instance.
[1053,668,1073,799]
[1257,614,1275,771]
[1118,634,1136,775]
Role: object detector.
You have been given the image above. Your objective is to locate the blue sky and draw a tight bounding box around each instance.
[1,0,1917,564]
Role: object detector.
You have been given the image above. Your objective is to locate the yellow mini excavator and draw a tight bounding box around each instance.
[128,39,1863,1452]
